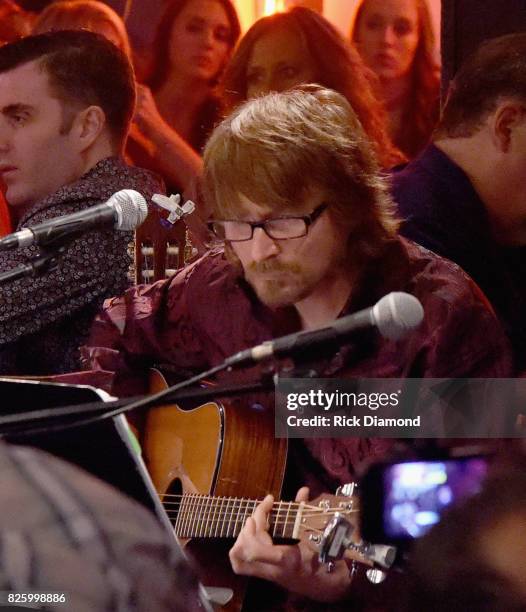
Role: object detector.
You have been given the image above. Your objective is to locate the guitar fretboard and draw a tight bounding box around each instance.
[167,494,302,539]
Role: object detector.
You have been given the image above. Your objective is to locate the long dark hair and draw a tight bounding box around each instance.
[148,0,241,92]
[351,0,440,158]
[220,7,404,168]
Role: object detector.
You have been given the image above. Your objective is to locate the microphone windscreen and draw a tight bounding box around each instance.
[373,292,424,340]
[112,190,148,231]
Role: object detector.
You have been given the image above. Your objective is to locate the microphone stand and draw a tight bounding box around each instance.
[0,334,331,437]
[0,351,327,438]
[0,232,81,285]
[0,368,279,437]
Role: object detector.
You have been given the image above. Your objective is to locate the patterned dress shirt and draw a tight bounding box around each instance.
[0,156,163,375]
[83,237,512,492]
[82,237,512,612]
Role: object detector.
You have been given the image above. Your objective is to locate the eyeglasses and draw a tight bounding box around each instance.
[208,203,328,242]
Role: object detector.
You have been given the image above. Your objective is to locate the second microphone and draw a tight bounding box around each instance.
[0,189,148,251]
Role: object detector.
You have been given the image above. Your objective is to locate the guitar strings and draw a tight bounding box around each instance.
[163,497,358,538]
[161,499,358,514]
[160,494,359,539]
[163,507,358,518]
[163,513,341,526]
[160,494,358,511]
[165,515,328,532]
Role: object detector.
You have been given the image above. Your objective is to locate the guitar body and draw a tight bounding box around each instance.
[142,369,288,611]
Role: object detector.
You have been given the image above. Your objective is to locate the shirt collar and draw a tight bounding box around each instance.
[19,156,124,226]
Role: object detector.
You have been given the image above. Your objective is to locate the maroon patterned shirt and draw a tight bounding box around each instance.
[83,237,512,491]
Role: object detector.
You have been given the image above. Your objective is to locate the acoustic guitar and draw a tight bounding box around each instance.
[141,369,369,611]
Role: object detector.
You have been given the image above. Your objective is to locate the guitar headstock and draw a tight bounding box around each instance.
[294,491,396,573]
[293,493,370,565]
[296,493,359,537]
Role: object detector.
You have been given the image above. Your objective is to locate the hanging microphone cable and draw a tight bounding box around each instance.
[0,292,424,437]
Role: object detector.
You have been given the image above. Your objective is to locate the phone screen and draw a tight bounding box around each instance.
[382,457,488,539]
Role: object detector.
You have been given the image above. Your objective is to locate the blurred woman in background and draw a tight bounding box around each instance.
[350,0,440,159]
[33,0,131,56]
[34,0,240,203]
[0,0,33,45]
[128,0,241,196]
[221,7,403,171]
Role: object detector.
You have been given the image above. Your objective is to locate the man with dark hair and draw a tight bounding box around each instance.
[84,85,510,606]
[0,30,163,375]
[392,32,526,372]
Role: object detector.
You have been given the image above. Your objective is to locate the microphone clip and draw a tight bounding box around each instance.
[0,238,72,286]
[152,193,195,225]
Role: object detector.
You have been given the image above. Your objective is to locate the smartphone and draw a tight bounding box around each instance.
[360,455,490,547]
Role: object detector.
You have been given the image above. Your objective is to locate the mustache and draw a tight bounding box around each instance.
[248,260,302,274]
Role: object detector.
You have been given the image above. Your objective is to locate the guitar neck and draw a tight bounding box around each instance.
[174,494,302,539]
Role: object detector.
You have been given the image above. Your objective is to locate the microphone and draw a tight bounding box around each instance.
[0,189,148,250]
[224,292,424,368]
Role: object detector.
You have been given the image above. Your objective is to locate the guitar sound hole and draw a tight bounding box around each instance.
[165,478,183,527]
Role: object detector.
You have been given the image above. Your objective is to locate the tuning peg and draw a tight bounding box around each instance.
[319,499,330,510]
[318,513,355,565]
[366,568,387,584]
[335,482,357,497]
[362,543,397,569]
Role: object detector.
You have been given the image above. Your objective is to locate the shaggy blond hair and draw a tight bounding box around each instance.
[203,84,399,262]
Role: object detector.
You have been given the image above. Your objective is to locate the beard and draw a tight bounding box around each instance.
[244,259,317,308]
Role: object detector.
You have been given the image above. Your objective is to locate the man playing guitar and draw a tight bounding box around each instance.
[84,85,511,608]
